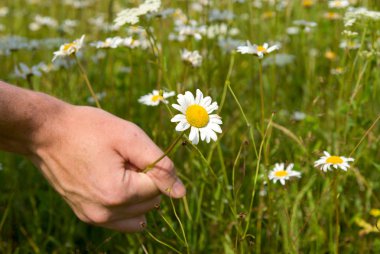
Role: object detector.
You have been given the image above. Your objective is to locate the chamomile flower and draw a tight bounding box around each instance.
[181,49,203,67]
[138,90,175,106]
[328,0,350,9]
[237,41,279,58]
[52,35,85,61]
[91,37,123,49]
[314,151,354,172]
[171,89,222,144]
[268,163,301,185]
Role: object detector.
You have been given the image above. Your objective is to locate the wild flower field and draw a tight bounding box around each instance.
[1,0,380,253]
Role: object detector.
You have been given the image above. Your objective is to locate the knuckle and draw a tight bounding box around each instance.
[97,185,125,207]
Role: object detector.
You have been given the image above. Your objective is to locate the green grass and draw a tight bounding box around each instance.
[1,0,380,253]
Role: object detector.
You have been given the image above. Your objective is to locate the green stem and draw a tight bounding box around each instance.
[144,132,185,173]
[75,56,101,108]
[243,113,274,238]
[258,60,265,133]
[146,231,182,254]
[218,52,235,114]
[227,83,259,158]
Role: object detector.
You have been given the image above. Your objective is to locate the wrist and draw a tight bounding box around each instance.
[26,92,72,156]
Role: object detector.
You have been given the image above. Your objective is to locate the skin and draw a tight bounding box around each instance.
[0,81,186,232]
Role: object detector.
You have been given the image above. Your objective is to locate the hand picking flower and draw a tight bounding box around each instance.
[138,90,175,106]
[314,151,354,172]
[52,35,85,61]
[268,163,301,185]
[171,89,222,145]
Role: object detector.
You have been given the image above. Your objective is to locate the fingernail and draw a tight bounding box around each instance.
[172,179,186,197]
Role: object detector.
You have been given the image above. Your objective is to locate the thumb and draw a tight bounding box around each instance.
[117,122,186,198]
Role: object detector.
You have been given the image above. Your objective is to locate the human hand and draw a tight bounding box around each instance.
[28,105,186,232]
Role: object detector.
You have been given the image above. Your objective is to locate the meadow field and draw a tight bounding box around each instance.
[0,0,380,253]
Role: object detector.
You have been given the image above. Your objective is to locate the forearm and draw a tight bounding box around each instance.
[0,81,68,155]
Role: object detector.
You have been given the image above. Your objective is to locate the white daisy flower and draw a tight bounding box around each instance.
[269,163,301,185]
[91,37,123,49]
[52,35,85,61]
[171,89,222,144]
[314,151,354,172]
[114,0,160,26]
[138,90,175,106]
[328,0,350,9]
[237,41,280,58]
[181,49,203,67]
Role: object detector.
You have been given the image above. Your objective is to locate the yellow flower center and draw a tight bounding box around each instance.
[186,105,209,128]
[63,42,75,52]
[151,95,164,102]
[326,156,343,164]
[257,45,266,53]
[274,170,288,177]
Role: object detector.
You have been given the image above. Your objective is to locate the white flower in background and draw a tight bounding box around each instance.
[314,151,354,172]
[339,39,360,50]
[269,163,301,185]
[61,19,78,34]
[14,63,42,79]
[237,41,280,58]
[328,0,350,9]
[91,37,123,49]
[171,89,222,144]
[181,49,203,67]
[114,0,160,26]
[64,0,93,9]
[291,111,306,121]
[344,8,380,27]
[52,35,85,61]
[88,92,107,104]
[293,20,317,33]
[138,90,175,106]
[29,15,58,31]
[209,9,234,22]
[286,26,300,35]
[176,20,205,41]
[0,7,9,17]
[262,53,295,67]
[218,38,244,52]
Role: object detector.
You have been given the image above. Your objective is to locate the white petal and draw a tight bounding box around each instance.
[195,89,203,104]
[171,114,186,122]
[200,96,212,108]
[175,121,190,131]
[189,127,199,144]
[184,91,195,105]
[208,123,222,133]
[206,102,218,113]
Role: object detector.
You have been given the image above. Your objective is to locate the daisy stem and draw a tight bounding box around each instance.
[227,83,259,158]
[218,51,235,114]
[243,113,274,239]
[75,56,101,109]
[146,231,182,254]
[143,132,185,173]
[349,114,380,158]
[258,60,265,134]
